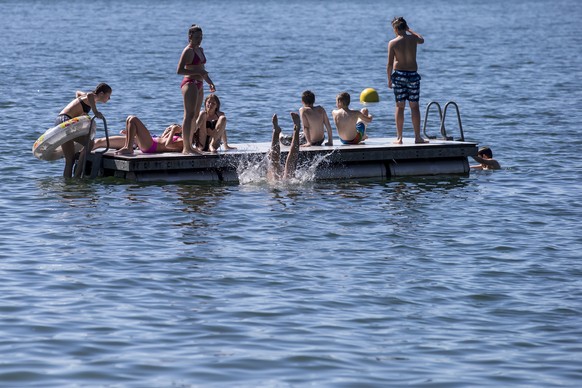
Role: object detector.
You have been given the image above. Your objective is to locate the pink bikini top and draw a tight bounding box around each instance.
[191,48,206,65]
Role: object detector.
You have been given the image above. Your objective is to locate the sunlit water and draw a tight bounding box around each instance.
[1,0,581,386]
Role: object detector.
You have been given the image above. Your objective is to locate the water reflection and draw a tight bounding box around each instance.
[173,184,223,214]
[169,184,234,246]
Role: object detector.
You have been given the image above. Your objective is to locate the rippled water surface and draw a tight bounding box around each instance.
[1,0,581,386]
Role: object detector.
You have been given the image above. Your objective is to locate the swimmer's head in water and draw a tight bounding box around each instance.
[478,146,493,158]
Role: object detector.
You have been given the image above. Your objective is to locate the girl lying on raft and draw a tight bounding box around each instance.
[93,116,184,155]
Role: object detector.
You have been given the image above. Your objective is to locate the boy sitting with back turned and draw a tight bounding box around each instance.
[299,90,334,147]
[332,92,373,145]
[280,90,334,147]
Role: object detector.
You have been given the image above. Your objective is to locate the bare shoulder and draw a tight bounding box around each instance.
[389,36,402,46]
[180,45,194,60]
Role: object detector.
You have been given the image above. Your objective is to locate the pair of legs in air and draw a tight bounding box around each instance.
[268,112,301,181]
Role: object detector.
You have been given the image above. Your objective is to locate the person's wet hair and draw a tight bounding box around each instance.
[302,90,315,106]
[391,16,408,32]
[478,147,493,158]
[337,92,350,106]
[93,83,112,95]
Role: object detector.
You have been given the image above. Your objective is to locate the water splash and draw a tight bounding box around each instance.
[237,149,336,186]
[236,153,270,185]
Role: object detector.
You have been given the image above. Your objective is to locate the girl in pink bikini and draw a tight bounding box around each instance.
[177,24,215,155]
[112,116,183,155]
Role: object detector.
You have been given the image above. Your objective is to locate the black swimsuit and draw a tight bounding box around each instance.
[202,120,219,151]
[206,119,217,130]
[79,98,91,114]
[55,114,72,126]
[55,98,91,125]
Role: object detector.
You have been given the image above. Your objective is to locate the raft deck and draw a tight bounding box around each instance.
[85,137,478,182]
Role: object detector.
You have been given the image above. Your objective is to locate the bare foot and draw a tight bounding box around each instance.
[182,147,203,155]
[272,114,282,137]
[224,144,237,150]
[290,112,301,129]
[393,138,403,145]
[362,134,369,141]
[415,138,429,144]
[115,147,134,155]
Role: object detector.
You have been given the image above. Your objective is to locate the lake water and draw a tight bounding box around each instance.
[1,0,581,386]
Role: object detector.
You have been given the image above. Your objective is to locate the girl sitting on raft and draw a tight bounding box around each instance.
[195,94,236,152]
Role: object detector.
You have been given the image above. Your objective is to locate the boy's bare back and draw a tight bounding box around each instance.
[300,105,331,144]
[332,108,370,141]
[389,33,422,71]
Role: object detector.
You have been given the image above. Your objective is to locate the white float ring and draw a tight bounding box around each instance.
[32,115,96,161]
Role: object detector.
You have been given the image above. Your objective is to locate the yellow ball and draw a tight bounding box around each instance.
[360,88,379,103]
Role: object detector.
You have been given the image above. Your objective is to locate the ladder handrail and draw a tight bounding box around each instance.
[441,101,465,141]
[422,101,443,139]
[80,116,108,178]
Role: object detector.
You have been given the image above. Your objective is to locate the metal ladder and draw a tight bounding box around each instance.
[79,116,109,178]
[422,101,465,141]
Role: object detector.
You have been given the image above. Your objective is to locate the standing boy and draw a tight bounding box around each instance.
[332,92,373,145]
[387,16,428,144]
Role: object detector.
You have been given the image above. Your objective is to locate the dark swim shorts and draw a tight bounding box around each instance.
[391,70,421,102]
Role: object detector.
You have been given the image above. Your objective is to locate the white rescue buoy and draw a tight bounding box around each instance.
[32,115,96,161]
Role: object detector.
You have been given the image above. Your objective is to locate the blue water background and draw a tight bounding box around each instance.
[1,0,581,386]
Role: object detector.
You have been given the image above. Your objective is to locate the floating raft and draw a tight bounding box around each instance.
[84,137,478,182]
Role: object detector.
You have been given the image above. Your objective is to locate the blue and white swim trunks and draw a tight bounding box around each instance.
[391,70,421,102]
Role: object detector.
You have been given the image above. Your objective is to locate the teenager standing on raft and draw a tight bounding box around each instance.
[177,24,215,155]
[387,17,428,144]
